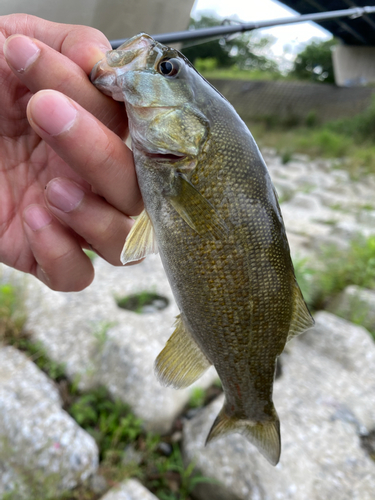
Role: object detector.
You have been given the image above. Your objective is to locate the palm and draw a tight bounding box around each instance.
[0,16,139,291]
[0,59,85,272]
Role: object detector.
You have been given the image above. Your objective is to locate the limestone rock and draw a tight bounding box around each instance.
[183,311,375,500]
[1,254,218,434]
[100,479,159,500]
[0,346,98,498]
[327,285,375,334]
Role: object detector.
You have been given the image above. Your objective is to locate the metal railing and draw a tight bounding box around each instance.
[110,6,375,49]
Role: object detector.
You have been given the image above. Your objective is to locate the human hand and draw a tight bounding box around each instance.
[0,14,142,291]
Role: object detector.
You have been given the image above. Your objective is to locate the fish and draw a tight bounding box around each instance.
[90,33,314,466]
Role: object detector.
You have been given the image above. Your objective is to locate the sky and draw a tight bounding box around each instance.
[191,0,332,69]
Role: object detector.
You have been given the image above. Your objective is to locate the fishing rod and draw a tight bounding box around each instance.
[110,5,375,49]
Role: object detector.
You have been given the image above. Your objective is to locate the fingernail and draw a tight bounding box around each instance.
[4,35,40,73]
[47,178,84,213]
[29,91,78,136]
[24,205,52,231]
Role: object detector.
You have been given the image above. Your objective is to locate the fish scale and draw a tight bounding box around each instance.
[90,32,314,465]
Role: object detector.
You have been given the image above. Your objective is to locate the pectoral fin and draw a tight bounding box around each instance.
[168,174,228,240]
[155,314,211,389]
[206,403,281,466]
[120,210,158,264]
[286,282,315,343]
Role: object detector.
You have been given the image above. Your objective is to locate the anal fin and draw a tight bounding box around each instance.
[206,403,281,466]
[121,210,158,264]
[154,314,211,389]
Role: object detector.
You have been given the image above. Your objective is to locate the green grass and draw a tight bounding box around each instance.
[248,95,375,178]
[68,387,143,461]
[294,235,375,318]
[116,291,169,314]
[0,283,26,344]
[84,249,97,262]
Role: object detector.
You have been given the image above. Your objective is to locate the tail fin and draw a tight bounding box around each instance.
[206,404,281,466]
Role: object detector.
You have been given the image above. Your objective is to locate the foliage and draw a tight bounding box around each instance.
[68,387,143,460]
[84,249,97,262]
[293,257,316,307]
[249,95,375,177]
[181,14,279,73]
[116,291,169,313]
[327,94,375,143]
[146,443,215,500]
[68,384,217,498]
[193,64,285,81]
[290,38,337,83]
[0,282,66,380]
[0,283,26,343]
[188,387,206,408]
[314,236,375,307]
[294,235,375,312]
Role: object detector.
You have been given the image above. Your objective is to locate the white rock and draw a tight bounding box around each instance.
[358,210,375,225]
[272,178,297,201]
[100,479,159,500]
[328,285,375,334]
[0,346,98,497]
[285,192,322,211]
[1,255,218,434]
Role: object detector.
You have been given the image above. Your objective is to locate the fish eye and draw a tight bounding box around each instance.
[158,58,181,77]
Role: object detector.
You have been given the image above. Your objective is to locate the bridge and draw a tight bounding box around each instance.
[279,1,375,85]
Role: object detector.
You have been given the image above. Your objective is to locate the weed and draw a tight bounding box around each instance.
[280,149,293,164]
[68,386,143,461]
[248,96,375,177]
[294,235,375,312]
[0,283,26,344]
[305,110,318,127]
[25,340,66,381]
[83,250,97,262]
[293,257,316,308]
[335,294,375,340]
[145,443,215,500]
[92,321,116,350]
[188,387,206,409]
[116,291,169,313]
[0,283,66,381]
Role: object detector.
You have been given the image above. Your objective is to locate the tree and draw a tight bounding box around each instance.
[290,38,337,84]
[181,14,279,73]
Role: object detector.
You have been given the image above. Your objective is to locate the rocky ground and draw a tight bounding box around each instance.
[0,150,375,499]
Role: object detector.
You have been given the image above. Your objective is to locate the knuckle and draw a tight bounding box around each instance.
[41,246,94,292]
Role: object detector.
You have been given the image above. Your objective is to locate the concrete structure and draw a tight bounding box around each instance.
[211,78,375,125]
[1,0,195,41]
[332,44,375,87]
[279,1,375,87]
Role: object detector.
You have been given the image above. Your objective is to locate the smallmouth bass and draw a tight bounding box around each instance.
[90,33,314,465]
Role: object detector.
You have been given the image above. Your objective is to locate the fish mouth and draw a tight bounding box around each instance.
[144,152,187,162]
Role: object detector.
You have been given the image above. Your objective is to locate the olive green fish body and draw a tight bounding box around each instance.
[91,34,314,465]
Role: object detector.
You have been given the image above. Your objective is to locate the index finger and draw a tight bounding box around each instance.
[2,15,126,135]
[1,13,110,73]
